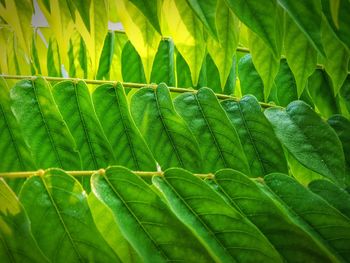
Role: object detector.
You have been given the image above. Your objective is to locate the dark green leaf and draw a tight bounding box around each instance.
[92,83,156,171]
[131,84,202,172]
[122,41,146,84]
[10,77,81,170]
[91,166,213,263]
[176,50,193,88]
[221,95,288,176]
[96,31,115,80]
[265,173,350,260]
[153,168,283,262]
[265,101,345,186]
[215,169,338,262]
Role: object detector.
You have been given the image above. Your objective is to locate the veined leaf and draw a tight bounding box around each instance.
[265,101,345,186]
[309,179,350,219]
[153,168,283,262]
[307,69,338,118]
[162,0,206,86]
[186,0,218,38]
[174,87,250,174]
[265,173,350,260]
[91,166,213,263]
[224,0,280,56]
[321,18,350,95]
[214,169,339,262]
[248,30,279,101]
[0,0,33,54]
[0,178,48,263]
[284,14,317,96]
[238,54,264,101]
[92,83,156,171]
[121,41,146,84]
[88,192,142,263]
[321,0,350,51]
[207,0,239,90]
[19,169,121,262]
[52,80,115,189]
[129,0,161,33]
[0,78,35,173]
[278,0,325,55]
[0,78,35,192]
[150,39,175,86]
[270,59,298,106]
[10,77,81,170]
[221,95,288,176]
[131,84,202,172]
[117,0,161,82]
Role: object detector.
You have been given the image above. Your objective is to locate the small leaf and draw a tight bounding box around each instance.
[121,41,146,84]
[221,95,288,176]
[264,101,345,186]
[131,84,202,172]
[0,178,49,263]
[174,87,250,174]
[96,31,115,80]
[92,166,213,263]
[10,77,81,170]
[19,169,121,262]
[153,168,283,263]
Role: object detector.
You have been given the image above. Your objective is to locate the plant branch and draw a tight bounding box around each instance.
[0,74,275,108]
[0,169,215,179]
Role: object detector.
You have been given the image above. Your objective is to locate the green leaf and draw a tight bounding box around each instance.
[68,30,88,78]
[150,39,175,86]
[122,41,146,84]
[278,0,325,56]
[221,95,288,176]
[67,0,91,31]
[238,54,264,101]
[19,169,121,262]
[153,168,283,263]
[270,59,298,106]
[186,0,218,38]
[224,0,280,56]
[309,179,350,219]
[52,80,115,173]
[340,75,350,114]
[129,0,161,33]
[214,169,338,262]
[92,83,156,171]
[248,30,280,101]
[321,19,350,95]
[96,31,115,80]
[162,0,206,86]
[110,32,128,81]
[131,84,202,172]
[265,173,350,260]
[10,77,81,170]
[265,101,346,186]
[88,192,142,263]
[321,0,350,51]
[91,166,213,263]
[0,178,49,263]
[283,14,317,96]
[307,69,338,118]
[175,50,193,87]
[0,78,35,173]
[204,54,221,92]
[207,0,239,91]
[174,87,250,174]
[47,38,62,77]
[328,115,350,167]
